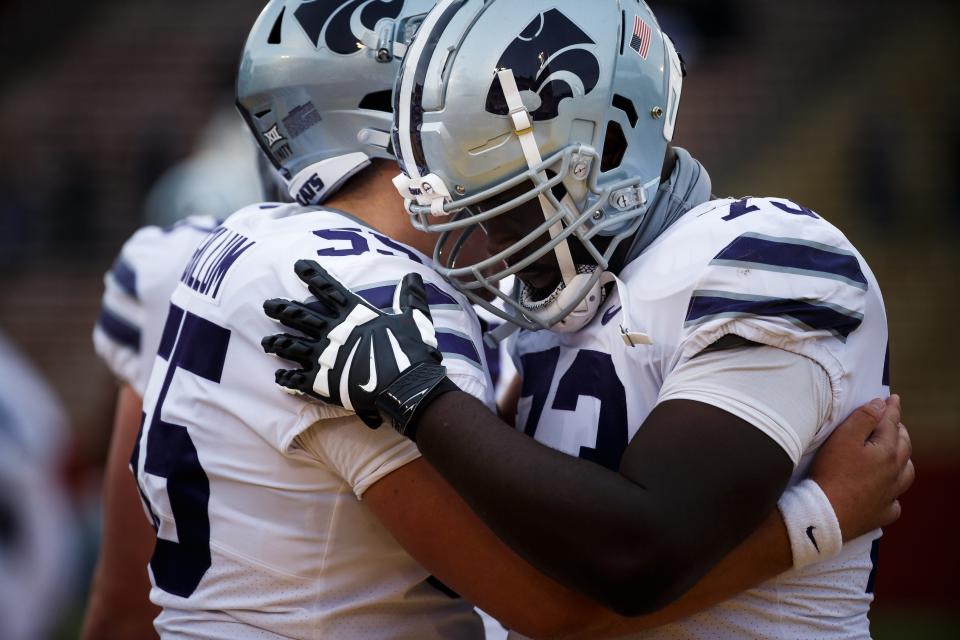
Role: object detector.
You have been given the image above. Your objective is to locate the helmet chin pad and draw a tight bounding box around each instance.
[520,268,609,333]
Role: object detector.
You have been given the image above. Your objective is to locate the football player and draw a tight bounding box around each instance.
[86,213,223,638]
[87,1,612,637]
[262,1,914,638]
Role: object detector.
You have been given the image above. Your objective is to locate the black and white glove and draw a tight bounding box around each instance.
[262,259,458,440]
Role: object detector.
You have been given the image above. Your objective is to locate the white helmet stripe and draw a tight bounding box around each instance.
[396,0,466,180]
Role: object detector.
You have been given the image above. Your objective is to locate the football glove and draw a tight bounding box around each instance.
[262,259,458,440]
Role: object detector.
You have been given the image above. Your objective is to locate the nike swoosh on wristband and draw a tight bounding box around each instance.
[601,305,622,326]
[806,525,820,552]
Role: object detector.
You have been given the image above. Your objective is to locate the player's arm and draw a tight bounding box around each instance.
[262,263,912,620]
[82,384,160,640]
[413,388,910,617]
[366,403,876,637]
[332,393,905,638]
[497,370,522,424]
[575,394,910,637]
[411,397,752,615]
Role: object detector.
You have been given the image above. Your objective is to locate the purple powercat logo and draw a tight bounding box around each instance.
[294,0,404,55]
[485,9,600,122]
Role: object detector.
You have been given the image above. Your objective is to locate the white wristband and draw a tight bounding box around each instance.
[777,479,843,570]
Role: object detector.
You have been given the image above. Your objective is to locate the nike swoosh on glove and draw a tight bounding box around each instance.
[261,259,458,440]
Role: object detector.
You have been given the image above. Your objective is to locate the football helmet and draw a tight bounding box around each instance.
[391,0,683,332]
[237,0,435,206]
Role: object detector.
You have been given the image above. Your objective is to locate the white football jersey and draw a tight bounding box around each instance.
[93,215,222,395]
[511,197,888,639]
[133,203,492,639]
[472,276,519,406]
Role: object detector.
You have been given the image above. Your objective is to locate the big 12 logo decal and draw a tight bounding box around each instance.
[295,0,404,55]
[485,9,600,122]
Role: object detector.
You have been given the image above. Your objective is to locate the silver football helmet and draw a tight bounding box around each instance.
[391,0,683,332]
[237,0,434,206]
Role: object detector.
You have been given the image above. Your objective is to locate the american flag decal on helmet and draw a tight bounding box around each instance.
[630,15,652,59]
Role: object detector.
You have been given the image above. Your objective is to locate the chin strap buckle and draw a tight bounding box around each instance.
[393,172,453,217]
[611,185,648,212]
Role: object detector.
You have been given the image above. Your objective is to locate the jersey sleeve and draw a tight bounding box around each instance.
[676,201,870,422]
[267,243,493,490]
[92,216,221,395]
[289,259,494,497]
[292,416,421,498]
[92,248,143,390]
[657,345,832,465]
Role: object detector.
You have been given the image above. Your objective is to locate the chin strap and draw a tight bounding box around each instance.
[496,68,578,288]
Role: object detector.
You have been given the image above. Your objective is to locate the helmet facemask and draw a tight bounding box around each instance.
[422,140,655,333]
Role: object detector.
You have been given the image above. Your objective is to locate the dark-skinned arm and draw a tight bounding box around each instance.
[415,393,791,615]
[262,263,913,620]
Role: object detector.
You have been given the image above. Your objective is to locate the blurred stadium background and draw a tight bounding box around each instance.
[0,0,956,637]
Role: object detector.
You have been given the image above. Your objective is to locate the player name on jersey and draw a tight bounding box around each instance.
[180,227,255,302]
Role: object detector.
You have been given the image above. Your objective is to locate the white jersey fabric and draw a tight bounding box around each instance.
[93,215,223,395]
[510,197,889,639]
[658,344,833,466]
[471,275,519,408]
[133,203,492,639]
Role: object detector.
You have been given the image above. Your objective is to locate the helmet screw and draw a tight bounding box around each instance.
[592,210,603,221]
[421,182,434,194]
[455,185,466,195]
[651,106,664,119]
[376,48,392,63]
[573,162,589,179]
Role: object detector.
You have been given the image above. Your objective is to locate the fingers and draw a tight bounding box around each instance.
[395,272,432,320]
[897,458,916,497]
[896,422,912,466]
[867,395,900,448]
[261,333,318,367]
[877,458,914,529]
[834,397,886,442]
[882,394,902,425]
[394,273,440,350]
[294,260,352,308]
[275,368,322,398]
[882,499,902,528]
[264,298,331,335]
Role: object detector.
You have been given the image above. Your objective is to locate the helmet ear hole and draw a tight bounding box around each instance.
[268,8,284,45]
[600,121,627,173]
[358,91,394,113]
[612,94,638,128]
